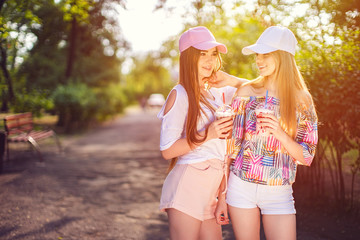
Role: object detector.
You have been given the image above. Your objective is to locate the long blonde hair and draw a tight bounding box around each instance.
[167,46,222,173]
[245,50,315,138]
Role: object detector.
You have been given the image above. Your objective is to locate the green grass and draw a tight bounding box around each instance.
[33,114,58,127]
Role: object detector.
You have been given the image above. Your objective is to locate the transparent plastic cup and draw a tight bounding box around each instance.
[215,105,234,139]
[255,108,275,137]
[215,105,233,120]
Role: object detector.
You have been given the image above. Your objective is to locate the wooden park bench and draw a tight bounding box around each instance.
[3,112,62,162]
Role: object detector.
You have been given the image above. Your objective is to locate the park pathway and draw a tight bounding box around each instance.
[0,107,169,239]
[0,107,235,240]
[0,107,358,240]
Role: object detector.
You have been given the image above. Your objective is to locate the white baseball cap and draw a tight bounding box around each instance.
[242,26,298,56]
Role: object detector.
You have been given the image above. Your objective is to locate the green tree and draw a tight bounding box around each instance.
[237,0,360,208]
[156,0,265,82]
[17,0,67,91]
[0,0,41,110]
[156,0,360,210]
[124,52,173,104]
[61,0,93,81]
[3,0,130,130]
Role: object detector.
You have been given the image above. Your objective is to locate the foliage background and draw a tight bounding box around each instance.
[0,0,359,215]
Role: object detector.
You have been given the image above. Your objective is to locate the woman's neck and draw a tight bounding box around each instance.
[264,76,277,96]
[200,88,215,100]
[266,73,276,85]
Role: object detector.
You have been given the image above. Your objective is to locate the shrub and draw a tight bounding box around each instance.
[93,83,128,121]
[12,90,54,117]
[52,83,97,131]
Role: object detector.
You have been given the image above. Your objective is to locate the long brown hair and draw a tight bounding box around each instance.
[167,46,222,173]
[245,50,315,138]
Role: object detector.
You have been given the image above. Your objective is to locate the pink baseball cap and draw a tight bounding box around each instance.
[179,26,227,54]
[242,26,298,56]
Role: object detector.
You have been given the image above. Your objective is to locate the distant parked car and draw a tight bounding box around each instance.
[147,93,165,108]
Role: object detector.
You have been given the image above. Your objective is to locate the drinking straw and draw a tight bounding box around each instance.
[264,90,269,109]
[222,92,225,105]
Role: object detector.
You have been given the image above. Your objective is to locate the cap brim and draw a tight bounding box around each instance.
[242,43,278,55]
[193,41,228,54]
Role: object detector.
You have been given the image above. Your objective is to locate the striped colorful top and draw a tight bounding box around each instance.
[227,95,318,186]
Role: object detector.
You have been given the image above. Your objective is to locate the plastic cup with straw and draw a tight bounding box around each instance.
[255,90,274,136]
[215,92,233,119]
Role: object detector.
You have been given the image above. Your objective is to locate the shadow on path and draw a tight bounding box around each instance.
[0,107,359,239]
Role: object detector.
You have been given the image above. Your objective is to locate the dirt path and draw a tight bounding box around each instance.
[0,107,358,240]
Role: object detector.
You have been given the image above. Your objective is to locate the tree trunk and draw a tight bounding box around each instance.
[350,154,360,209]
[315,142,326,196]
[324,153,338,202]
[1,89,8,112]
[336,150,345,206]
[65,17,77,81]
[0,44,15,104]
[0,0,6,11]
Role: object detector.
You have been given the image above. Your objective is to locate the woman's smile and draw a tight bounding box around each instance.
[256,53,276,77]
[202,65,213,72]
[198,47,218,79]
[258,65,267,70]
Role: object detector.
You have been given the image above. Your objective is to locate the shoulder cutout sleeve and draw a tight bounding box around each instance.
[157,85,189,151]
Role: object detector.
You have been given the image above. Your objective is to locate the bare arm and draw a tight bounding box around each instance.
[209,70,249,88]
[161,117,233,160]
[160,89,233,160]
[214,175,229,225]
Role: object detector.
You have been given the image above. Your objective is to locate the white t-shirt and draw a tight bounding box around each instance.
[158,84,236,164]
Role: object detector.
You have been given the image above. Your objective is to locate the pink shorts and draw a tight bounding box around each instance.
[159,159,225,221]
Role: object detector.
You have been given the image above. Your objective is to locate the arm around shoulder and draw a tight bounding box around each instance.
[211,71,249,89]
[234,84,254,97]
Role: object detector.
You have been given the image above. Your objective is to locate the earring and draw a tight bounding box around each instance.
[203,81,211,91]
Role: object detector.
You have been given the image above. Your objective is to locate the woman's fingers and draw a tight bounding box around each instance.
[258,121,276,132]
[215,212,222,225]
[216,118,233,134]
[218,213,230,225]
[208,116,234,139]
[207,71,226,87]
[215,209,230,225]
[208,117,233,139]
[216,116,233,124]
[257,114,282,135]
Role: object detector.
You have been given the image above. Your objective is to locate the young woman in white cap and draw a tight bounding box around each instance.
[158,26,247,239]
[216,26,318,240]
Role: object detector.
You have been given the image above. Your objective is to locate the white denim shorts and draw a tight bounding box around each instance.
[226,172,296,215]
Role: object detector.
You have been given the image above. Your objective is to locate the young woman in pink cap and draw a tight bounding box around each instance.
[157,26,246,239]
[216,26,318,240]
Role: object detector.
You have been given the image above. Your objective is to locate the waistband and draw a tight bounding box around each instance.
[187,158,229,194]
